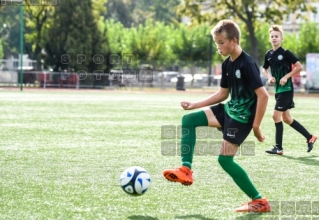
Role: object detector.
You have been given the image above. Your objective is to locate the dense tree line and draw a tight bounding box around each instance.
[0,0,318,72]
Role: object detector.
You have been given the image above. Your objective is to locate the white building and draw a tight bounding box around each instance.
[283,2,319,33]
[0,54,36,71]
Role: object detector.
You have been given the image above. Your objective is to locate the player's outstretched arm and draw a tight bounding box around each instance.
[181,87,229,110]
[253,86,269,142]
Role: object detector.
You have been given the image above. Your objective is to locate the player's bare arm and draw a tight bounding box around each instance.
[181,87,229,110]
[252,86,269,142]
[263,68,275,84]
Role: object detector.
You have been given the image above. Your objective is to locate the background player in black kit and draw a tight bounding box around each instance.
[263,25,317,155]
[163,19,270,213]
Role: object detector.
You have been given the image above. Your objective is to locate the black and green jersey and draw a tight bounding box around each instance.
[263,47,298,94]
[220,51,263,124]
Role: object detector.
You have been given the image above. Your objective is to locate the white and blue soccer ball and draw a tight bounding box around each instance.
[120,166,151,196]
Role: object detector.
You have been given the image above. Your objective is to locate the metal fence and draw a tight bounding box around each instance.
[0,70,222,90]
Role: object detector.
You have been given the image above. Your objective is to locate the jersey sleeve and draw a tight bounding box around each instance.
[220,60,228,88]
[243,61,264,90]
[285,50,299,64]
[262,52,269,69]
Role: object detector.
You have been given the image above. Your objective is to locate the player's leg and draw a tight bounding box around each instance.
[283,110,317,152]
[218,141,261,200]
[218,142,270,212]
[162,104,223,185]
[266,93,286,155]
[273,100,285,151]
[282,109,293,124]
[214,111,270,212]
[180,109,212,169]
[265,110,284,154]
[162,109,211,185]
[202,107,223,128]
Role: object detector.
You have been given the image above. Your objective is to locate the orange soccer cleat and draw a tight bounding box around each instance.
[235,198,271,213]
[163,166,193,186]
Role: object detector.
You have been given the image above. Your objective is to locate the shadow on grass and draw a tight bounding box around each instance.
[234,213,265,219]
[175,215,217,220]
[282,155,319,166]
[128,215,159,220]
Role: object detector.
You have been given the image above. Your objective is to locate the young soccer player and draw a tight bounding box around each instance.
[163,20,271,213]
[263,25,317,155]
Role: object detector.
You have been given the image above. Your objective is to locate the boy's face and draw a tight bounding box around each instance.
[270,30,283,47]
[213,33,237,56]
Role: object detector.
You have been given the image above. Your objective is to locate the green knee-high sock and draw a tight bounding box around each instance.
[181,110,208,169]
[218,155,262,199]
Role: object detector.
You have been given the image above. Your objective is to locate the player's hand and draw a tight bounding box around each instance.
[253,127,265,142]
[279,77,288,86]
[268,77,276,85]
[181,101,195,110]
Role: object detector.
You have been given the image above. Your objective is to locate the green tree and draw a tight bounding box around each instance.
[147,0,181,25]
[295,22,319,62]
[44,0,107,73]
[102,19,130,71]
[24,2,55,70]
[128,20,172,69]
[92,0,108,19]
[103,0,142,27]
[240,22,271,65]
[176,0,317,65]
[103,0,180,27]
[0,6,21,58]
[170,24,213,87]
[282,32,297,51]
[101,18,176,72]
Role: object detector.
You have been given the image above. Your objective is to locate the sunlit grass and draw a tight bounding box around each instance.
[0,90,319,219]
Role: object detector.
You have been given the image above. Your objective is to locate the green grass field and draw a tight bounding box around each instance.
[1,90,319,220]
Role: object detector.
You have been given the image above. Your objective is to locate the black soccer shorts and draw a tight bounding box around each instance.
[210,103,253,146]
[274,91,295,111]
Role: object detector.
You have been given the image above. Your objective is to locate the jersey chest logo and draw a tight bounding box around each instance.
[235,69,241,78]
[278,54,283,60]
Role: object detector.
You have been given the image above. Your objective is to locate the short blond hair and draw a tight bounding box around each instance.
[269,25,283,36]
[211,19,241,44]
